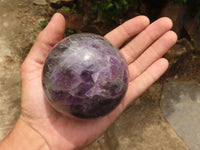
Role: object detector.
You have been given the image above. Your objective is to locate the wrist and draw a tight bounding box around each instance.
[0,116,50,150]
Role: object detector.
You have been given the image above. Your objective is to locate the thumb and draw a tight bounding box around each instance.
[25,13,66,66]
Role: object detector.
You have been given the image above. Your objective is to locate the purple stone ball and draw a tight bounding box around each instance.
[42,33,129,119]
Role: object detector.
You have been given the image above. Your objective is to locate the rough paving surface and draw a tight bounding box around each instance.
[0,0,45,141]
[161,82,200,150]
[0,0,193,150]
[0,0,22,140]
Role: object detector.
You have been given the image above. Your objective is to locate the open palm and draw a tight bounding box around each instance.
[20,13,177,150]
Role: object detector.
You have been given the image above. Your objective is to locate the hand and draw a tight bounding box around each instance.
[0,13,177,150]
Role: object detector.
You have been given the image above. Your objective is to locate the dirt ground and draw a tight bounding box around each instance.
[0,0,200,149]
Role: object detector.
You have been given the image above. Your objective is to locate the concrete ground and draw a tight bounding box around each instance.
[0,0,199,150]
[0,0,44,140]
[161,82,200,150]
[0,0,22,139]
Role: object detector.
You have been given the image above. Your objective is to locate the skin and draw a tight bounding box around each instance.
[0,13,177,150]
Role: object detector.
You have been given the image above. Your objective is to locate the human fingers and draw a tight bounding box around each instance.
[105,16,150,48]
[121,17,173,64]
[128,31,177,81]
[122,58,169,108]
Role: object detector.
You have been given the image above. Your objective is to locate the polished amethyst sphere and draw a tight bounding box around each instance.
[42,33,128,119]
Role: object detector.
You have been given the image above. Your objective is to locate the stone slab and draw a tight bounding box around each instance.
[161,82,200,150]
[33,0,48,5]
[50,0,73,4]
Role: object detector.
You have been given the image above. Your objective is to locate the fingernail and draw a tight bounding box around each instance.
[50,13,59,22]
